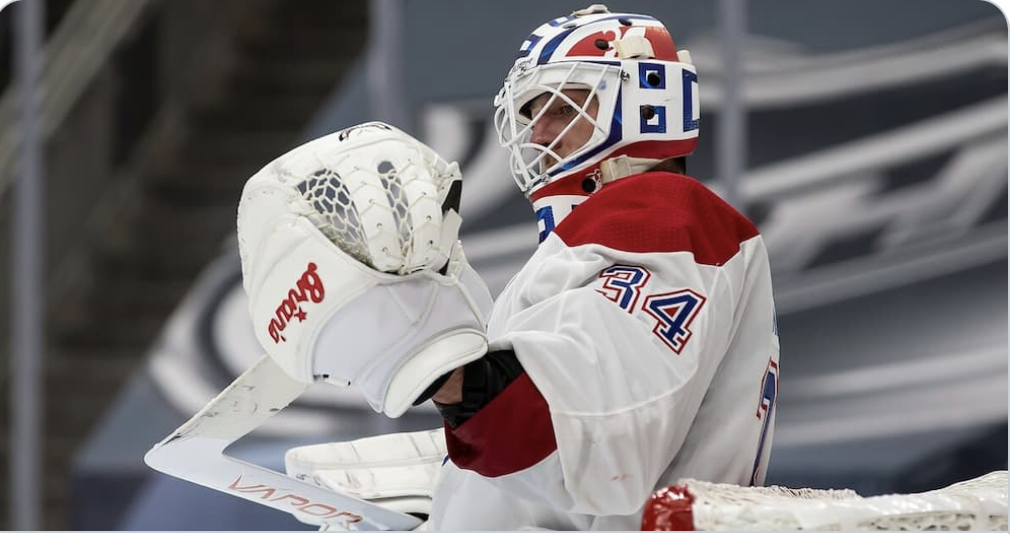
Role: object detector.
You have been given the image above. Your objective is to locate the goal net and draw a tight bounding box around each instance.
[642,470,1007,531]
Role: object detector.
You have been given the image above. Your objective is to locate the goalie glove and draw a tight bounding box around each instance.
[285,428,447,530]
[237,122,492,417]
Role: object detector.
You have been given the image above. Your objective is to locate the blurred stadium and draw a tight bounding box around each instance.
[0,0,1005,530]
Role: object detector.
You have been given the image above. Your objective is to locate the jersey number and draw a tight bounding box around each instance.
[535,203,581,242]
[642,289,706,354]
[750,359,778,485]
[596,265,651,311]
[595,265,706,354]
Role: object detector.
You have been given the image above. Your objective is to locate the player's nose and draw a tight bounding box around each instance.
[530,118,557,147]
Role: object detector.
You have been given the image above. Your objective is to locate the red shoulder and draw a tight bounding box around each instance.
[553,172,759,266]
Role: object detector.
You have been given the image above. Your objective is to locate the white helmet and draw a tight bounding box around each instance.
[494,4,699,202]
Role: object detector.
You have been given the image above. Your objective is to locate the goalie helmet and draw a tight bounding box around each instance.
[494,4,699,202]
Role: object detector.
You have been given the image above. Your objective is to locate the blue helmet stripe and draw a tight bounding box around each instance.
[517,33,543,58]
[547,15,577,27]
[538,27,577,65]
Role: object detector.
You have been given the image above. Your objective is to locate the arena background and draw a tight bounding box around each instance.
[0,0,1005,529]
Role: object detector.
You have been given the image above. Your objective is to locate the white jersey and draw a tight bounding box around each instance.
[431,172,780,531]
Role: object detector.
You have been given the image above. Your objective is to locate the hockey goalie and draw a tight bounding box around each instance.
[142,118,1009,531]
[144,109,781,529]
[145,3,1008,530]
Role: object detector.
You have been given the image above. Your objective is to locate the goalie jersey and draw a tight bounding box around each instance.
[431,172,780,531]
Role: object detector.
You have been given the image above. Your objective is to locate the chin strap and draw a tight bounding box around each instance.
[599,155,662,185]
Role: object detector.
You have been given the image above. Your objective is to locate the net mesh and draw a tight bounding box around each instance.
[292,149,439,274]
[296,166,373,268]
[679,471,1008,531]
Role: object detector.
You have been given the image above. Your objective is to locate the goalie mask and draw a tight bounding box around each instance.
[494,4,699,207]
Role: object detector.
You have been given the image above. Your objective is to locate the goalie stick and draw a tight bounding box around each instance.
[144,354,424,531]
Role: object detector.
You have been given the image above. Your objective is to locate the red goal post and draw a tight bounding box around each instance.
[642,470,1007,531]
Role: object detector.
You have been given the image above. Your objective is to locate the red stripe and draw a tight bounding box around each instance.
[444,373,557,477]
[554,172,759,265]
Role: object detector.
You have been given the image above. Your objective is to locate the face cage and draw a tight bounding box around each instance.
[494,62,621,196]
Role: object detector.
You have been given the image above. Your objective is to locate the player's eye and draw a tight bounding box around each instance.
[548,104,576,119]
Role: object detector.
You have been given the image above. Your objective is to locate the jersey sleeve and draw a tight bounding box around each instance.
[443,173,771,516]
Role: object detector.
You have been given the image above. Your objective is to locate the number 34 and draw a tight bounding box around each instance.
[595,265,707,354]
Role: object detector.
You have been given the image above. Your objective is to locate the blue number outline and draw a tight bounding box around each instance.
[596,265,652,312]
[750,359,778,485]
[641,289,706,354]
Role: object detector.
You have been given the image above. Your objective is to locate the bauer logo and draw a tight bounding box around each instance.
[228,475,363,523]
[267,262,325,343]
